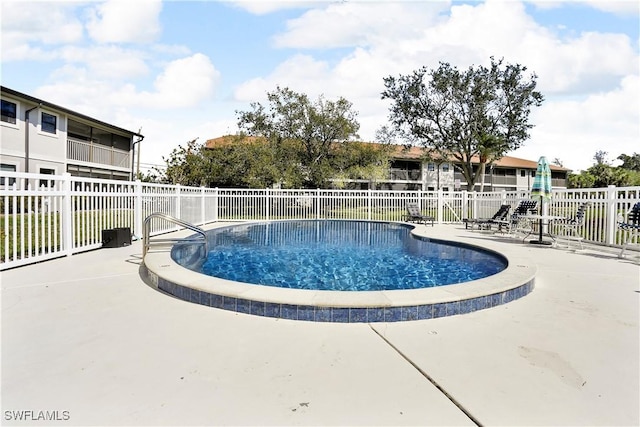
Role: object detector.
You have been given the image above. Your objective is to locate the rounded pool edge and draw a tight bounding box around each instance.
[142,221,536,322]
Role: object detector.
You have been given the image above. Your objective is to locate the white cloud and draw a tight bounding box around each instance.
[513,74,640,171]
[234,54,330,102]
[272,2,445,49]
[585,0,640,15]
[527,0,640,15]
[55,45,151,80]
[36,53,220,115]
[141,53,220,108]
[0,1,84,61]
[86,0,162,44]
[229,1,320,15]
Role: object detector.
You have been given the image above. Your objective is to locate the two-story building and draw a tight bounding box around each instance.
[1,86,144,181]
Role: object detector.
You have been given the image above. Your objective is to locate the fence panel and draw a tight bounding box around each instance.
[71,177,136,251]
[2,171,639,270]
[1,173,67,268]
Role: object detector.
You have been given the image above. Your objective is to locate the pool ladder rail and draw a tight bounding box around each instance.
[142,213,208,257]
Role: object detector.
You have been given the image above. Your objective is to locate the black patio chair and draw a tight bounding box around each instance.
[618,201,640,258]
[464,204,511,231]
[494,199,537,236]
[554,202,590,249]
[405,202,435,226]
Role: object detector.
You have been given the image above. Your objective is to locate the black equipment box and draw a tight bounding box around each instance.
[102,227,131,248]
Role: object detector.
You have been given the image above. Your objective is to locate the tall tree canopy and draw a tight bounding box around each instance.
[381,57,543,190]
[236,86,361,188]
[617,153,640,171]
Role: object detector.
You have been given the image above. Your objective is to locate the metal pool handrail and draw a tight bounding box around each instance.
[143,213,208,257]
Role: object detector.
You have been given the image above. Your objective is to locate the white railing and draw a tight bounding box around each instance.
[67,138,130,168]
[1,171,638,270]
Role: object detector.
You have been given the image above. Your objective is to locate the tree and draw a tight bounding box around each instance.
[593,150,609,165]
[162,138,211,186]
[381,57,543,191]
[236,86,361,188]
[330,141,393,188]
[617,153,640,171]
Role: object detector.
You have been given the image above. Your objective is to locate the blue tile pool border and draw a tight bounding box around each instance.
[147,265,534,323]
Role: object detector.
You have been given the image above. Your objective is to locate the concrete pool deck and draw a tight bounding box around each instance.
[1,223,638,426]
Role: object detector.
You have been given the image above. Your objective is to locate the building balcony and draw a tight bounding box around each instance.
[388,168,422,181]
[67,138,130,170]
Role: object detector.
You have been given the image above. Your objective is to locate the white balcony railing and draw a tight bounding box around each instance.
[67,139,130,169]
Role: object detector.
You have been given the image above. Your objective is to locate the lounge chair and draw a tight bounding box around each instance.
[617,201,640,258]
[464,204,511,231]
[405,202,435,226]
[494,200,537,236]
[554,202,590,250]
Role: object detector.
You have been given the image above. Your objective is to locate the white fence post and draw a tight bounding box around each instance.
[368,188,372,221]
[462,191,469,220]
[266,188,271,221]
[605,185,617,245]
[316,188,320,219]
[175,184,181,219]
[200,186,206,225]
[437,188,444,223]
[61,173,73,257]
[214,188,218,222]
[134,180,143,238]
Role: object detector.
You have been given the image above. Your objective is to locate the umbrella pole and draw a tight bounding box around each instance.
[539,195,543,241]
[530,195,552,245]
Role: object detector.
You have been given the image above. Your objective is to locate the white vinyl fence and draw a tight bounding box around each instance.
[1,171,638,270]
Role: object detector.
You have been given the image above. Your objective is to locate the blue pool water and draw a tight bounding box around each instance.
[192,220,507,291]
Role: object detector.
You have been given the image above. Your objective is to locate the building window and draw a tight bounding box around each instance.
[442,163,449,172]
[521,170,526,177]
[1,163,17,186]
[41,112,57,134]
[442,187,449,192]
[1,99,17,124]
[531,170,536,177]
[427,163,435,172]
[39,168,55,187]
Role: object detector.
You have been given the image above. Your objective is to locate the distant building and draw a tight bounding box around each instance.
[364,145,570,192]
[205,135,570,191]
[1,86,143,181]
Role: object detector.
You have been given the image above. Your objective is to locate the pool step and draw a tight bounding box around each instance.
[145,238,206,253]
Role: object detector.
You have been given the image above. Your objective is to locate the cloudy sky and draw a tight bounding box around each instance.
[1,0,638,173]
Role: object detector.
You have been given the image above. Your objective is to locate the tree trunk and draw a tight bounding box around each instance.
[478,161,486,192]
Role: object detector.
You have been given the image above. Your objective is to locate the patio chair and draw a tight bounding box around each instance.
[495,200,537,236]
[554,202,590,250]
[464,204,511,231]
[405,202,435,226]
[617,202,640,259]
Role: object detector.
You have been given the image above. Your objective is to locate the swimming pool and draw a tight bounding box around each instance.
[143,221,536,322]
[194,221,506,291]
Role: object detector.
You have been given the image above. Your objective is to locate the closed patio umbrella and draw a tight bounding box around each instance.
[530,156,553,245]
